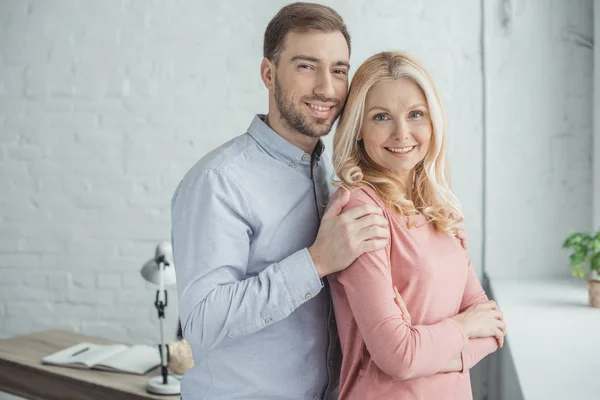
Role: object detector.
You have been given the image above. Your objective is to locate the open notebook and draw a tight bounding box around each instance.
[42,342,161,375]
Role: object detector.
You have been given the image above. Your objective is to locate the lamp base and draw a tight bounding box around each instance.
[146,375,181,395]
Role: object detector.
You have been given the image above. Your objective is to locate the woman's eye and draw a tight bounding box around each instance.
[373,114,389,121]
[409,110,424,119]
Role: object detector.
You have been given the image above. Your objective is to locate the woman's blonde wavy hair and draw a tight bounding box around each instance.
[333,51,463,235]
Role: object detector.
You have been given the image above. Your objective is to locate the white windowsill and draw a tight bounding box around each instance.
[489,278,600,400]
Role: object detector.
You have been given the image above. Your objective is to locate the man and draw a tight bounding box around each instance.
[171,3,390,399]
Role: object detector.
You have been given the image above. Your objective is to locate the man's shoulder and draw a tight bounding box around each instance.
[181,133,258,183]
[194,133,256,172]
[171,133,259,203]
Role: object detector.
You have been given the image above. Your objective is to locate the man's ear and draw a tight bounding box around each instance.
[260,57,275,90]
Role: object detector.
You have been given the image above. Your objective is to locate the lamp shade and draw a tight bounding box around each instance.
[141,242,177,286]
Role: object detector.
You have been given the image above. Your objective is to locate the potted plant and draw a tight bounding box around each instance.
[562,231,600,308]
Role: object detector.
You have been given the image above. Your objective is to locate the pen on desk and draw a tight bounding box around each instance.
[71,347,90,357]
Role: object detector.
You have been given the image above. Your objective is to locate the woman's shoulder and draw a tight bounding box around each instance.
[333,185,386,210]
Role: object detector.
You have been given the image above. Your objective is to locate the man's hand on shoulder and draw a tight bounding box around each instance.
[309,189,389,278]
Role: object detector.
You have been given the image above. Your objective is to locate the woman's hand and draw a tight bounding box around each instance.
[394,288,506,348]
[452,301,506,347]
[393,286,411,325]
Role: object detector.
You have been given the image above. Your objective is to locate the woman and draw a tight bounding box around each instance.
[329,51,506,400]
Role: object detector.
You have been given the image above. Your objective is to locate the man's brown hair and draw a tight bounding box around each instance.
[263,2,351,63]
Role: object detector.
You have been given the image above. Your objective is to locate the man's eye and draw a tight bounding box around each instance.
[299,64,314,70]
[334,69,347,75]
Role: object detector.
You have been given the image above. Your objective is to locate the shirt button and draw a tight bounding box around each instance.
[265,318,272,324]
[329,360,334,367]
[302,154,310,161]
[305,293,312,300]
[288,162,296,168]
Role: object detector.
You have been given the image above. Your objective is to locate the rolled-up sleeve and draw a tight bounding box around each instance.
[171,167,322,357]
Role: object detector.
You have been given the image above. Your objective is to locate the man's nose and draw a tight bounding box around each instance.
[313,71,336,100]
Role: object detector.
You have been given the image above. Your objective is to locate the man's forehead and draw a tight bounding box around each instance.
[280,30,350,64]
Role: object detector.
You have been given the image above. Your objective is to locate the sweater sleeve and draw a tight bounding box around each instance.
[332,189,468,381]
[458,259,499,372]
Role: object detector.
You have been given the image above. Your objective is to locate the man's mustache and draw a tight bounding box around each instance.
[302,96,341,106]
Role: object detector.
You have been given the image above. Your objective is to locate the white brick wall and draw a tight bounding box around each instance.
[0,0,485,342]
[484,0,593,279]
[1,1,593,400]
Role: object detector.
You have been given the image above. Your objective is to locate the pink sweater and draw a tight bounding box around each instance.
[328,187,498,400]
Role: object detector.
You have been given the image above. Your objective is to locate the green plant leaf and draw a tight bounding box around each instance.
[563,232,592,249]
[591,232,600,252]
[572,265,586,279]
[570,250,587,266]
[591,252,600,271]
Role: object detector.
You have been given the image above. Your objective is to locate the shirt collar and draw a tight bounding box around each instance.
[247,114,325,166]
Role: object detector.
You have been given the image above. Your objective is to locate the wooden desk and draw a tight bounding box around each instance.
[0,330,180,400]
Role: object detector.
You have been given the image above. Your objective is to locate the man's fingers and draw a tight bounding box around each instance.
[455,229,468,241]
[358,239,387,254]
[455,229,469,250]
[354,213,389,231]
[357,226,389,242]
[323,189,350,219]
[341,203,384,222]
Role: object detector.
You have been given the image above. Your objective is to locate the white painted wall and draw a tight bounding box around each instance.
[0,0,484,342]
[484,0,593,279]
[483,0,593,398]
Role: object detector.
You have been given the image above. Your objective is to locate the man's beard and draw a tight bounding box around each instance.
[274,76,341,138]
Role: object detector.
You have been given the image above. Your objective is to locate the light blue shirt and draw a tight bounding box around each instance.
[171,115,341,400]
